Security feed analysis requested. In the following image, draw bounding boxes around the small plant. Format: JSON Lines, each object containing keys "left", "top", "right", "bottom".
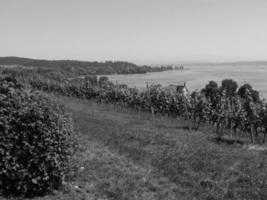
{"left": 0, "top": 77, "right": 77, "bottom": 197}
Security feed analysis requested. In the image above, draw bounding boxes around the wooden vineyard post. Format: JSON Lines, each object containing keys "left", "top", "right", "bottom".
{"left": 183, "top": 97, "right": 189, "bottom": 120}
{"left": 216, "top": 122, "right": 222, "bottom": 139}
{"left": 196, "top": 116, "right": 201, "bottom": 131}
{"left": 229, "top": 99, "right": 233, "bottom": 138}
{"left": 151, "top": 106, "right": 155, "bottom": 121}
{"left": 230, "top": 119, "right": 233, "bottom": 139}
{"left": 250, "top": 124, "right": 255, "bottom": 144}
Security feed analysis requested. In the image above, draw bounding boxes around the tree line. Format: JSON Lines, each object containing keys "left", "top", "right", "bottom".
{"left": 0, "top": 56, "right": 172, "bottom": 77}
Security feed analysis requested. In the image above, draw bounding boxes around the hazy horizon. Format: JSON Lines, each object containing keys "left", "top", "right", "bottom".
{"left": 1, "top": 0, "right": 267, "bottom": 65}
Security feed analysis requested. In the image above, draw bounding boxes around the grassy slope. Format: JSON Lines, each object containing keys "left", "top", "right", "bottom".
{"left": 4, "top": 95, "right": 267, "bottom": 200}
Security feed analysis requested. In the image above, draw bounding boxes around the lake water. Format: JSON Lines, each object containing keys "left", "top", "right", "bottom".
{"left": 106, "top": 64, "right": 267, "bottom": 98}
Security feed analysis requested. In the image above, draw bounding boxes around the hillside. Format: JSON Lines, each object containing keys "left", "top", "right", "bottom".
{"left": 1, "top": 68, "right": 267, "bottom": 199}
{"left": 180, "top": 61, "right": 267, "bottom": 66}
{"left": 5, "top": 94, "right": 265, "bottom": 200}
{"left": 0, "top": 57, "right": 172, "bottom": 76}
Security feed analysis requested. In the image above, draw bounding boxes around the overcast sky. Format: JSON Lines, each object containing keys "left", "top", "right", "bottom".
{"left": 0, "top": 0, "right": 267, "bottom": 64}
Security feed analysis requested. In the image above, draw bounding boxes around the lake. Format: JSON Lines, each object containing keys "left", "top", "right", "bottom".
{"left": 106, "top": 64, "right": 267, "bottom": 98}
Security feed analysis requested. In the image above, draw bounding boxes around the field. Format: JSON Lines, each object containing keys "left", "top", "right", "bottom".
{"left": 5, "top": 94, "right": 266, "bottom": 200}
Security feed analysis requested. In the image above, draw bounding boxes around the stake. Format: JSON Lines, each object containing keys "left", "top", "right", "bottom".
{"left": 151, "top": 106, "right": 155, "bottom": 121}
{"left": 263, "top": 130, "right": 266, "bottom": 144}
{"left": 250, "top": 124, "right": 255, "bottom": 144}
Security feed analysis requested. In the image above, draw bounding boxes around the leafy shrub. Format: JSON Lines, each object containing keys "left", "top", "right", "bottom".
{"left": 0, "top": 77, "right": 77, "bottom": 197}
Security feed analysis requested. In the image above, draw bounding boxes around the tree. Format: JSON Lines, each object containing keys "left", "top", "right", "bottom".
{"left": 99, "top": 76, "right": 109, "bottom": 84}
{"left": 220, "top": 79, "right": 238, "bottom": 97}
{"left": 84, "top": 75, "right": 98, "bottom": 87}
{"left": 238, "top": 83, "right": 260, "bottom": 102}
{"left": 202, "top": 81, "right": 219, "bottom": 97}
{"left": 202, "top": 81, "right": 219, "bottom": 107}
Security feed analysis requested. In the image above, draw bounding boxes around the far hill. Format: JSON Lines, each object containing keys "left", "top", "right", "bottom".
{"left": 0, "top": 56, "right": 172, "bottom": 76}
{"left": 178, "top": 61, "right": 267, "bottom": 66}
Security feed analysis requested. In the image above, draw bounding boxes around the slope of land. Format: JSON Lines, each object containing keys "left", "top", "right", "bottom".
{"left": 3, "top": 95, "right": 267, "bottom": 200}
{"left": 0, "top": 57, "right": 172, "bottom": 76}
{"left": 32, "top": 96, "right": 267, "bottom": 199}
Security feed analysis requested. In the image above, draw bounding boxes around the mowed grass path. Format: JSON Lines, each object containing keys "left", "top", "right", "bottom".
{"left": 12, "top": 95, "right": 267, "bottom": 200}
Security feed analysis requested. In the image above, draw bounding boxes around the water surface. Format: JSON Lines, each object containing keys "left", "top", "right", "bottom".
{"left": 106, "top": 64, "right": 267, "bottom": 98}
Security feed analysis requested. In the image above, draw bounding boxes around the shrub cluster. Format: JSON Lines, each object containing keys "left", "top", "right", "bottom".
{"left": 26, "top": 74, "right": 267, "bottom": 143}
{"left": 0, "top": 77, "right": 77, "bottom": 197}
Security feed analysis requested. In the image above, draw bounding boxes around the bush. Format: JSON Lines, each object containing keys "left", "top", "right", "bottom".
{"left": 0, "top": 77, "right": 77, "bottom": 197}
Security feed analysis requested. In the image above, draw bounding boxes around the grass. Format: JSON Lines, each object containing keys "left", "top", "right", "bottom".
{"left": 2, "top": 95, "right": 267, "bottom": 200}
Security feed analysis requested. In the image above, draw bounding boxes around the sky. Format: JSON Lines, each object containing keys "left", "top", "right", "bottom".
{"left": 0, "top": 0, "right": 267, "bottom": 65}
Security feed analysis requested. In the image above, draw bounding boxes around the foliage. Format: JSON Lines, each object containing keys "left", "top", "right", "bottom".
{"left": 28, "top": 75, "right": 266, "bottom": 144}
{"left": 2, "top": 66, "right": 267, "bottom": 144}
{"left": 84, "top": 75, "right": 98, "bottom": 87}
{"left": 0, "top": 56, "right": 172, "bottom": 76}
{"left": 220, "top": 79, "right": 238, "bottom": 97}
{"left": 201, "top": 81, "right": 219, "bottom": 107}
{"left": 0, "top": 77, "right": 77, "bottom": 197}
{"left": 238, "top": 83, "right": 260, "bottom": 103}
{"left": 51, "top": 96, "right": 267, "bottom": 200}
{"left": 98, "top": 76, "right": 110, "bottom": 87}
